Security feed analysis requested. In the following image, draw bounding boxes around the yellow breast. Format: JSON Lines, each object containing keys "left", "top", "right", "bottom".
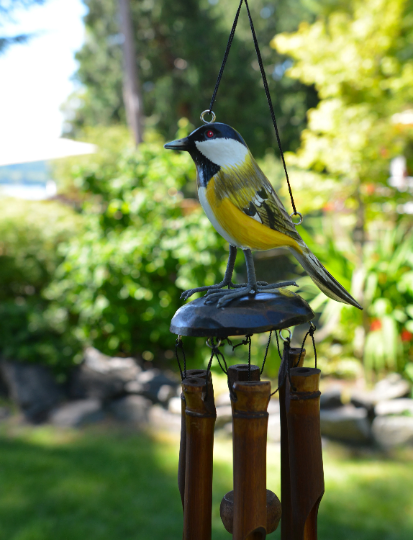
{"left": 205, "top": 178, "right": 301, "bottom": 252}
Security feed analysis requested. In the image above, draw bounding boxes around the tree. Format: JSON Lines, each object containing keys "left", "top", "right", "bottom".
{"left": 63, "top": 0, "right": 319, "bottom": 156}
{"left": 118, "top": 0, "right": 144, "bottom": 145}
{"left": 272, "top": 0, "right": 413, "bottom": 377}
{"left": 0, "top": 0, "right": 46, "bottom": 55}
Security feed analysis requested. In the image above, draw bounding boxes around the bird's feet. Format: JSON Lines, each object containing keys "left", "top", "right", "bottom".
{"left": 180, "top": 280, "right": 232, "bottom": 301}
{"left": 204, "top": 280, "right": 298, "bottom": 308}
{"left": 180, "top": 280, "right": 270, "bottom": 302}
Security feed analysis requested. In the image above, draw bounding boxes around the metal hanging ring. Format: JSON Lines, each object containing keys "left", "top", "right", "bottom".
{"left": 200, "top": 110, "right": 216, "bottom": 124}
{"left": 206, "top": 337, "right": 222, "bottom": 349}
{"left": 279, "top": 328, "right": 292, "bottom": 342}
{"left": 290, "top": 211, "right": 303, "bottom": 225}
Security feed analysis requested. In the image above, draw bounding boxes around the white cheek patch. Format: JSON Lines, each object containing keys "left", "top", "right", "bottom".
{"left": 195, "top": 138, "right": 248, "bottom": 168}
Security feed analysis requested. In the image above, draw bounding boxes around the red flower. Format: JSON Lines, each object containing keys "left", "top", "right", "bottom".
{"left": 370, "top": 319, "right": 382, "bottom": 331}
{"left": 401, "top": 330, "right": 413, "bottom": 342}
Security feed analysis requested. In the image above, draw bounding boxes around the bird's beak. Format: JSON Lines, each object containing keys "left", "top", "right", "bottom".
{"left": 164, "top": 137, "right": 190, "bottom": 151}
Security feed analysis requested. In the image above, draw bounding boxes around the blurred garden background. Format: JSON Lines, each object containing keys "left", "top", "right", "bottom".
{"left": 0, "top": 0, "right": 413, "bottom": 539}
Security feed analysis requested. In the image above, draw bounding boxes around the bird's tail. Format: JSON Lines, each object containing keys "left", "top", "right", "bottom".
{"left": 292, "top": 245, "right": 362, "bottom": 310}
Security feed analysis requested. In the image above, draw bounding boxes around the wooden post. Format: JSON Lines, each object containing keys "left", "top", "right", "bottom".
{"left": 280, "top": 347, "right": 306, "bottom": 540}
{"left": 287, "top": 367, "right": 324, "bottom": 540}
{"left": 182, "top": 376, "right": 216, "bottom": 540}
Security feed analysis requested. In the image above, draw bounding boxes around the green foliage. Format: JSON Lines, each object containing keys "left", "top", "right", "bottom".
{"left": 47, "top": 127, "right": 229, "bottom": 359}
{"left": 271, "top": 0, "right": 413, "bottom": 379}
{"left": 296, "top": 219, "right": 413, "bottom": 376}
{"left": 64, "top": 0, "right": 320, "bottom": 156}
{"left": 0, "top": 199, "right": 83, "bottom": 373}
{"left": 273, "top": 0, "right": 413, "bottom": 206}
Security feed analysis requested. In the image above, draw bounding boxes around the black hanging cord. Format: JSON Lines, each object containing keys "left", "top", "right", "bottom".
{"left": 295, "top": 322, "right": 317, "bottom": 368}
{"left": 243, "top": 0, "right": 297, "bottom": 215}
{"left": 208, "top": 0, "right": 243, "bottom": 114}
{"left": 232, "top": 334, "right": 252, "bottom": 380}
{"left": 175, "top": 336, "right": 187, "bottom": 380}
{"left": 271, "top": 332, "right": 297, "bottom": 396}
{"left": 260, "top": 330, "right": 272, "bottom": 374}
{"left": 274, "top": 329, "right": 282, "bottom": 361}
{"left": 208, "top": 0, "right": 298, "bottom": 215}
{"left": 205, "top": 338, "right": 233, "bottom": 400}
{"left": 247, "top": 335, "right": 252, "bottom": 380}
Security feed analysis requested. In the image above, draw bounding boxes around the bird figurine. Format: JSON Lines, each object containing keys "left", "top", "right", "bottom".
{"left": 164, "top": 122, "right": 362, "bottom": 310}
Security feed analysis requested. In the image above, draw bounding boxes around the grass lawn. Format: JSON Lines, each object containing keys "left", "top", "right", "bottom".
{"left": 0, "top": 424, "right": 412, "bottom": 540}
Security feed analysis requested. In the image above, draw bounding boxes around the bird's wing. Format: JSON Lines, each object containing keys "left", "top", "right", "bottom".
{"left": 214, "top": 155, "right": 302, "bottom": 243}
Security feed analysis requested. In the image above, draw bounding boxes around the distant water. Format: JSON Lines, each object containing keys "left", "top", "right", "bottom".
{"left": 0, "top": 180, "right": 57, "bottom": 201}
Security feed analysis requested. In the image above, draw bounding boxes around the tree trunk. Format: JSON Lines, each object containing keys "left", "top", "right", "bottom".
{"left": 118, "top": 0, "right": 144, "bottom": 145}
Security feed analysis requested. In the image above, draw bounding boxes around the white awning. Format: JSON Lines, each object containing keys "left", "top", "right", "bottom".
{"left": 0, "top": 137, "right": 96, "bottom": 167}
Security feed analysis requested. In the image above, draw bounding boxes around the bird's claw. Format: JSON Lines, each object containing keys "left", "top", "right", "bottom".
{"left": 181, "top": 280, "right": 297, "bottom": 305}
{"left": 229, "top": 280, "right": 268, "bottom": 289}
{"left": 205, "top": 280, "right": 299, "bottom": 307}
{"left": 180, "top": 282, "right": 230, "bottom": 301}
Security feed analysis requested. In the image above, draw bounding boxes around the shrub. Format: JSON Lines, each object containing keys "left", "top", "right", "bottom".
{"left": 46, "top": 130, "right": 229, "bottom": 363}
{"left": 0, "top": 199, "right": 83, "bottom": 375}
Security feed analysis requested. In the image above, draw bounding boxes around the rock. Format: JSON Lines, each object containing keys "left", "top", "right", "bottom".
{"left": 375, "top": 398, "right": 413, "bottom": 417}
{"left": 148, "top": 404, "right": 181, "bottom": 433}
{"left": 68, "top": 347, "right": 141, "bottom": 401}
{"left": 350, "top": 391, "right": 376, "bottom": 413}
{"left": 372, "top": 416, "right": 413, "bottom": 448}
{"left": 374, "top": 373, "right": 410, "bottom": 400}
{"left": 0, "top": 368, "right": 9, "bottom": 398}
{"left": 125, "top": 369, "right": 178, "bottom": 404}
{"left": 320, "top": 405, "right": 371, "bottom": 444}
{"left": 351, "top": 374, "right": 410, "bottom": 411}
{"left": 0, "top": 406, "right": 11, "bottom": 422}
{"left": 0, "top": 360, "right": 62, "bottom": 422}
{"left": 50, "top": 399, "right": 105, "bottom": 428}
{"left": 320, "top": 388, "right": 343, "bottom": 410}
{"left": 109, "top": 395, "right": 151, "bottom": 424}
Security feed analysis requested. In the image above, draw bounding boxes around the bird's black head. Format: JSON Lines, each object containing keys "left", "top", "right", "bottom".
{"left": 166, "top": 121, "right": 250, "bottom": 166}
{"left": 164, "top": 122, "right": 246, "bottom": 154}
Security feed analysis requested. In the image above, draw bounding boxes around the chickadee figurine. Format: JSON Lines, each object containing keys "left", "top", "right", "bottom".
{"left": 165, "top": 122, "right": 362, "bottom": 310}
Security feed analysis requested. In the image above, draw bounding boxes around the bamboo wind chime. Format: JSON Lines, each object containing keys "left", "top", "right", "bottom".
{"left": 171, "top": 297, "right": 325, "bottom": 540}
{"left": 167, "top": 0, "right": 329, "bottom": 537}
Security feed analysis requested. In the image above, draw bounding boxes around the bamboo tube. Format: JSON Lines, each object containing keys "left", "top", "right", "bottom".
{"left": 227, "top": 363, "right": 261, "bottom": 392}
{"left": 280, "top": 347, "right": 306, "bottom": 540}
{"left": 287, "top": 367, "right": 324, "bottom": 540}
{"left": 182, "top": 376, "right": 216, "bottom": 540}
{"left": 221, "top": 365, "right": 281, "bottom": 537}
{"left": 232, "top": 380, "right": 271, "bottom": 540}
{"left": 178, "top": 369, "right": 210, "bottom": 509}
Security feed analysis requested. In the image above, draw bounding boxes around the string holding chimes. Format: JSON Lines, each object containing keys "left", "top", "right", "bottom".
{"left": 207, "top": 0, "right": 301, "bottom": 223}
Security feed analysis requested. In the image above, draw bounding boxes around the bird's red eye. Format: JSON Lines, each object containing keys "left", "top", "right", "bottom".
{"left": 206, "top": 130, "right": 214, "bottom": 138}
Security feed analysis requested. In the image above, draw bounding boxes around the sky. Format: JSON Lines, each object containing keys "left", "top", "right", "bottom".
{"left": 0, "top": 0, "right": 86, "bottom": 148}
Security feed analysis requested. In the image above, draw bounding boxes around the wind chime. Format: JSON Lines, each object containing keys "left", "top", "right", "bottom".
{"left": 164, "top": 1, "right": 362, "bottom": 538}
